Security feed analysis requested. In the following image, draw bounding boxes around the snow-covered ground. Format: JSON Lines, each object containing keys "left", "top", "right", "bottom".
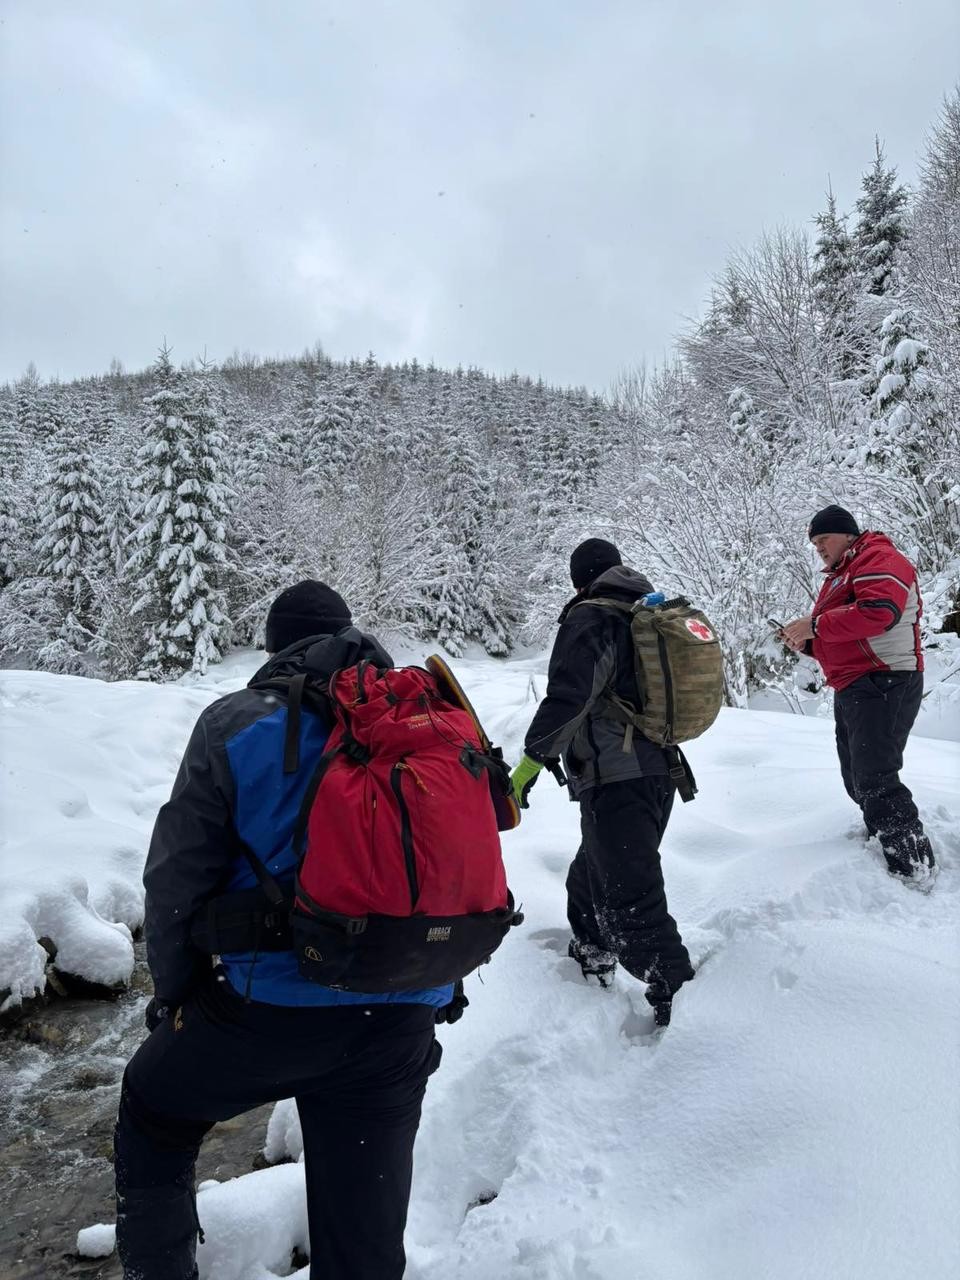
{"left": 4, "top": 648, "right": 960, "bottom": 1279}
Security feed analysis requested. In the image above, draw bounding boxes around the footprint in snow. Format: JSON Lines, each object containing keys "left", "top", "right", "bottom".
{"left": 527, "top": 927, "right": 570, "bottom": 954}
{"left": 773, "top": 966, "right": 800, "bottom": 991}
{"left": 619, "top": 996, "right": 666, "bottom": 1045}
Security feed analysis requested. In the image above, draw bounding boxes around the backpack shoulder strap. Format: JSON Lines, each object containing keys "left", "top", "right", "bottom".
{"left": 570, "top": 595, "right": 639, "bottom": 617}
{"left": 572, "top": 597, "right": 649, "bottom": 747}
{"left": 283, "top": 673, "right": 308, "bottom": 774}
{"left": 237, "top": 840, "right": 289, "bottom": 907}
{"left": 247, "top": 670, "right": 332, "bottom": 776}
{"left": 292, "top": 746, "right": 342, "bottom": 857}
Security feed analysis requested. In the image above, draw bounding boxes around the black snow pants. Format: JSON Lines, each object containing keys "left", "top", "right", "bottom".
{"left": 566, "top": 776, "right": 693, "bottom": 998}
{"left": 114, "top": 975, "right": 441, "bottom": 1280}
{"left": 834, "top": 670, "right": 935, "bottom": 875}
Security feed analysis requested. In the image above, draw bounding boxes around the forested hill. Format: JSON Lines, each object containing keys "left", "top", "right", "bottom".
{"left": 0, "top": 89, "right": 958, "bottom": 701}
{"left": 0, "top": 352, "right": 621, "bottom": 675}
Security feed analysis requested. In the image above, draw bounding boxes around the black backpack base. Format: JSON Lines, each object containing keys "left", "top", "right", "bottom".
{"left": 292, "top": 888, "right": 523, "bottom": 992}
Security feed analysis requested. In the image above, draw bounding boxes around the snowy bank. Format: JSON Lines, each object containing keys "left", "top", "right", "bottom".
{"left": 0, "top": 670, "right": 224, "bottom": 1010}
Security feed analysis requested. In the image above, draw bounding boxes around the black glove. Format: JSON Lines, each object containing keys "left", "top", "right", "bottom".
{"left": 435, "top": 980, "right": 469, "bottom": 1025}
{"left": 144, "top": 997, "right": 172, "bottom": 1032}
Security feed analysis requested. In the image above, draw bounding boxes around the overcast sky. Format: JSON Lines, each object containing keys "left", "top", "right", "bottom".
{"left": 1, "top": 1, "right": 957, "bottom": 393}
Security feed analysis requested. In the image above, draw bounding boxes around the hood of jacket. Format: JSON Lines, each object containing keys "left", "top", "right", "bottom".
{"left": 249, "top": 625, "right": 394, "bottom": 688}
{"left": 586, "top": 565, "right": 655, "bottom": 599}
{"left": 558, "top": 564, "right": 655, "bottom": 622}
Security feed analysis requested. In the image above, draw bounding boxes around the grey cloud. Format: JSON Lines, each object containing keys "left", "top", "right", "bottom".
{"left": 1, "top": 0, "right": 957, "bottom": 388}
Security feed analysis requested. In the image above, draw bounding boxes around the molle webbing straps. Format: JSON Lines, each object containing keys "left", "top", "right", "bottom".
{"left": 577, "top": 595, "right": 723, "bottom": 747}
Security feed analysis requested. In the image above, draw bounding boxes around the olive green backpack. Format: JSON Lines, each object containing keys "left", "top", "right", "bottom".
{"left": 576, "top": 595, "right": 724, "bottom": 798}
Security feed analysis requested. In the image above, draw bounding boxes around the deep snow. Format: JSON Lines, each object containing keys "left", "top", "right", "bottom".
{"left": 3, "top": 648, "right": 959, "bottom": 1279}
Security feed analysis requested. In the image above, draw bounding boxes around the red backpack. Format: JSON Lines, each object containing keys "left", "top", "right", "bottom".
{"left": 283, "top": 660, "right": 522, "bottom": 990}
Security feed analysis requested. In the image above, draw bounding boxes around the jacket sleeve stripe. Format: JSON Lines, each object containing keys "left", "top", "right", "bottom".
{"left": 859, "top": 599, "right": 902, "bottom": 630}
{"left": 852, "top": 572, "right": 910, "bottom": 591}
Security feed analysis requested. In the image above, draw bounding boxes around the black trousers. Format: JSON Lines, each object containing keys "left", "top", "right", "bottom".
{"left": 115, "top": 976, "right": 441, "bottom": 1280}
{"left": 834, "top": 671, "right": 935, "bottom": 873}
{"left": 566, "top": 777, "right": 693, "bottom": 993}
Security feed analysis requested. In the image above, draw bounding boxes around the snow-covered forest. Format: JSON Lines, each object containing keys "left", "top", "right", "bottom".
{"left": 1, "top": 91, "right": 958, "bottom": 700}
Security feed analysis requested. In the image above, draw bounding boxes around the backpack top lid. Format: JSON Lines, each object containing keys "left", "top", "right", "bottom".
{"left": 328, "top": 661, "right": 487, "bottom": 759}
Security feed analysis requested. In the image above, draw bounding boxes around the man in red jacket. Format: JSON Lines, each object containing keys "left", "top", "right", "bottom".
{"left": 783, "top": 505, "right": 936, "bottom": 883}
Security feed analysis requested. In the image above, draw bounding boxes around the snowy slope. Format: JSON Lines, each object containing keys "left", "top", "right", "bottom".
{"left": 4, "top": 655, "right": 958, "bottom": 1279}
{"left": 0, "top": 672, "right": 218, "bottom": 1008}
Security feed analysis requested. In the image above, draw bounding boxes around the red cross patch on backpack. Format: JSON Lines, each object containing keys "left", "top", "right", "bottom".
{"left": 288, "top": 660, "right": 522, "bottom": 990}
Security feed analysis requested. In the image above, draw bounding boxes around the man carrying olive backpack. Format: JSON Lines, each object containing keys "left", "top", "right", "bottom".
{"left": 510, "top": 539, "right": 723, "bottom": 1026}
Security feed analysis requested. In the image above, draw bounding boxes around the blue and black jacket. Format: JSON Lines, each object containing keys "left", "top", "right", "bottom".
{"left": 142, "top": 627, "right": 453, "bottom": 1009}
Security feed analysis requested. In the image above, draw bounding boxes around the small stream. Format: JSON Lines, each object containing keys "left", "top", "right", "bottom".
{"left": 0, "top": 947, "right": 274, "bottom": 1280}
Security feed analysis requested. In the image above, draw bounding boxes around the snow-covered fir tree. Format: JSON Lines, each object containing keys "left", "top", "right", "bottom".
{"left": 728, "top": 386, "right": 760, "bottom": 448}
{"left": 0, "top": 400, "right": 22, "bottom": 587}
{"left": 812, "top": 186, "right": 859, "bottom": 377}
{"left": 309, "top": 379, "right": 360, "bottom": 495}
{"left": 14, "top": 363, "right": 41, "bottom": 444}
{"left": 35, "top": 393, "right": 103, "bottom": 634}
{"left": 129, "top": 350, "right": 230, "bottom": 679}
{"left": 870, "top": 308, "right": 937, "bottom": 467}
{"left": 855, "top": 140, "right": 910, "bottom": 297}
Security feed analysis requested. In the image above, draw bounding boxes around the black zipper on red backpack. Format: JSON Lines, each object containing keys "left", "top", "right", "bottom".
{"left": 657, "top": 630, "right": 674, "bottom": 741}
{"left": 390, "top": 763, "right": 420, "bottom": 909}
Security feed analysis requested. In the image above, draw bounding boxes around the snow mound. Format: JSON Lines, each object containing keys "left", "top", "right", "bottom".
{"left": 0, "top": 669, "right": 227, "bottom": 1008}
{"left": 76, "top": 1222, "right": 116, "bottom": 1258}
{"left": 195, "top": 1166, "right": 309, "bottom": 1280}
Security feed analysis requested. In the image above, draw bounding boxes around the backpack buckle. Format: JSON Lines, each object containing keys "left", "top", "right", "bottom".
{"left": 341, "top": 735, "right": 371, "bottom": 765}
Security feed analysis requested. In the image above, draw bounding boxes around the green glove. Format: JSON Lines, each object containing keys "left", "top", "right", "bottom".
{"left": 510, "top": 754, "right": 544, "bottom": 809}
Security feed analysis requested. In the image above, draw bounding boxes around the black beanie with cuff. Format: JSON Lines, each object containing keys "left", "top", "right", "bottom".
{"left": 569, "top": 538, "right": 623, "bottom": 590}
{"left": 264, "top": 580, "right": 352, "bottom": 653}
{"left": 808, "top": 505, "right": 860, "bottom": 540}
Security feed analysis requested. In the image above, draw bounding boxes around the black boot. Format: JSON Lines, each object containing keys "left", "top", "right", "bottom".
{"left": 115, "top": 1185, "right": 201, "bottom": 1280}
{"left": 568, "top": 938, "right": 618, "bottom": 988}
{"left": 644, "top": 961, "right": 695, "bottom": 1028}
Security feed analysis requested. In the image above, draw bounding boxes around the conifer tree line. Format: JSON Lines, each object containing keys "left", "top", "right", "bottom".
{"left": 1, "top": 88, "right": 958, "bottom": 700}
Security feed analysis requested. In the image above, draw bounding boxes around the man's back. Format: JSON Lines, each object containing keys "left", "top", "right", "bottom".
{"left": 524, "top": 564, "right": 669, "bottom": 793}
{"left": 143, "top": 626, "right": 451, "bottom": 1009}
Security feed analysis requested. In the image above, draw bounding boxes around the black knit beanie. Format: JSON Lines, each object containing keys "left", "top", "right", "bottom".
{"left": 570, "top": 538, "right": 623, "bottom": 590}
{"left": 808, "top": 505, "right": 860, "bottom": 540}
{"left": 264, "top": 580, "right": 352, "bottom": 652}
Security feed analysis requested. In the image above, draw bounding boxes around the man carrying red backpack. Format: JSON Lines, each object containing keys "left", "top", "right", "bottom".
{"left": 114, "top": 581, "right": 513, "bottom": 1280}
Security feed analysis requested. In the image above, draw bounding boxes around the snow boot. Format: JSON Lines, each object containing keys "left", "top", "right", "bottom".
{"left": 568, "top": 938, "right": 617, "bottom": 988}
{"left": 884, "top": 832, "right": 936, "bottom": 890}
{"left": 887, "top": 857, "right": 938, "bottom": 893}
{"left": 643, "top": 961, "right": 695, "bottom": 1028}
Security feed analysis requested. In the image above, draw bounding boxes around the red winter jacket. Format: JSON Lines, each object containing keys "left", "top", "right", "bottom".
{"left": 810, "top": 531, "right": 923, "bottom": 691}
